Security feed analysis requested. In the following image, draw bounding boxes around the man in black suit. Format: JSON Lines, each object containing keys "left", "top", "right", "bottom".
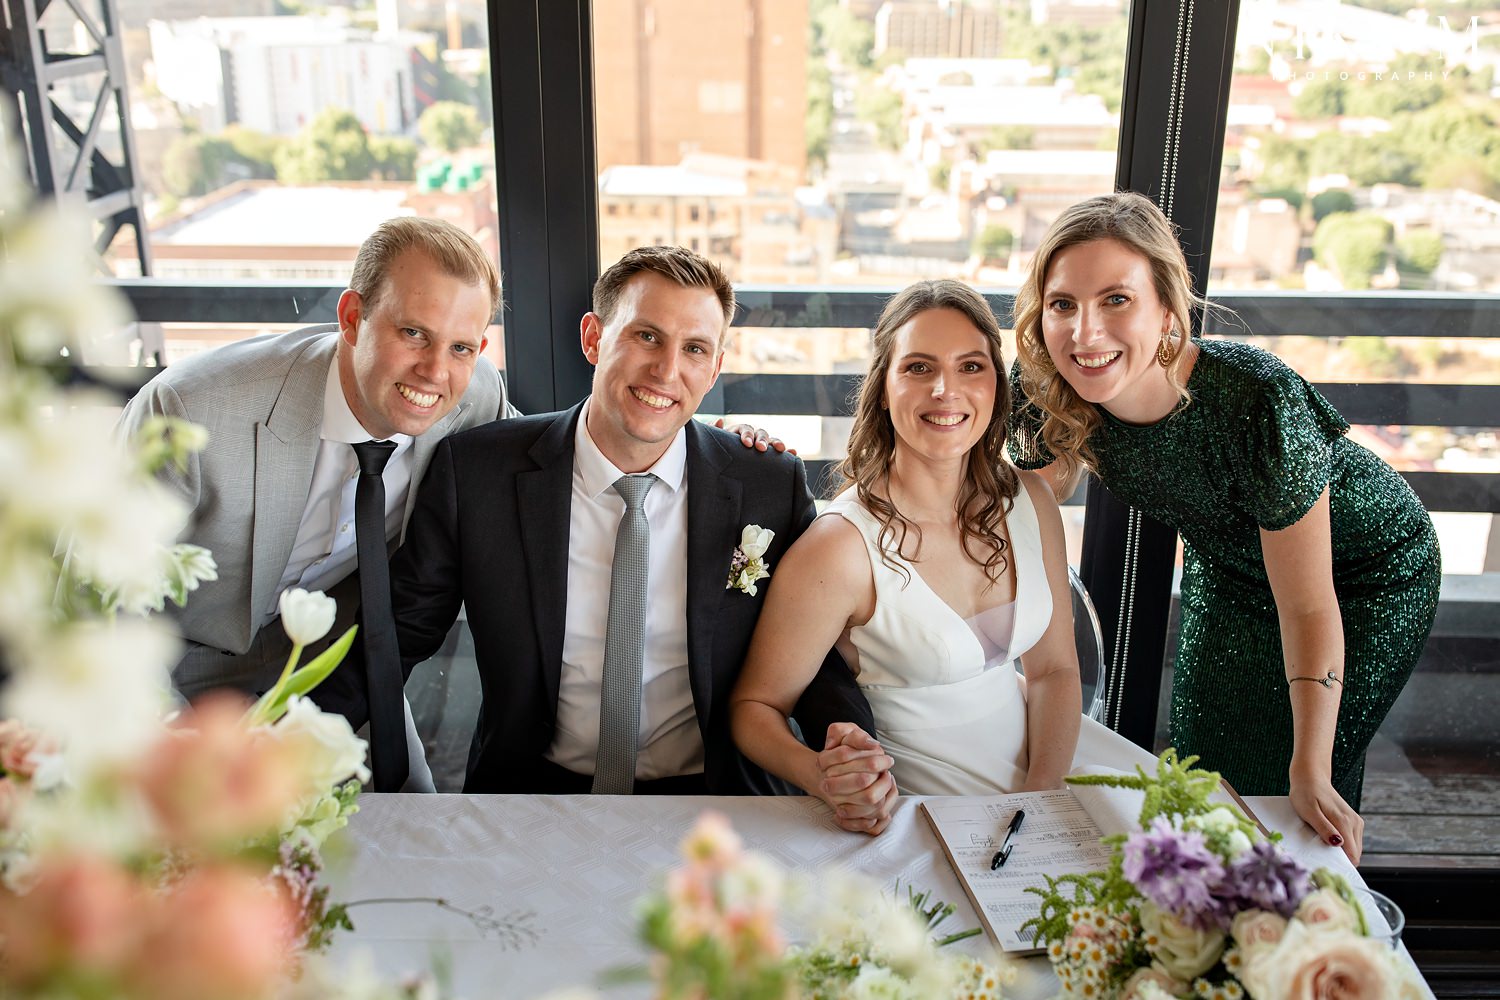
{"left": 321, "top": 246, "right": 880, "bottom": 799}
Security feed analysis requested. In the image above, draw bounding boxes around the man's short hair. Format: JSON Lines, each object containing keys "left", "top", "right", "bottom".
{"left": 592, "top": 246, "right": 736, "bottom": 333}
{"left": 350, "top": 217, "right": 502, "bottom": 318}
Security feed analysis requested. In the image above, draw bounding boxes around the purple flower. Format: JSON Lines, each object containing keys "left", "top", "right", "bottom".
{"left": 1217, "top": 840, "right": 1312, "bottom": 920}
{"left": 1122, "top": 816, "right": 1226, "bottom": 925}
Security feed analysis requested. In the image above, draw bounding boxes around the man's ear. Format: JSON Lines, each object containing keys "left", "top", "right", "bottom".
{"left": 580, "top": 312, "right": 604, "bottom": 365}
{"left": 336, "top": 289, "right": 363, "bottom": 346}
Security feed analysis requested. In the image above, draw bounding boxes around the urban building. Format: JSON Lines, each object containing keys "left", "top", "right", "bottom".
{"left": 873, "top": 1, "right": 1006, "bottom": 60}
{"left": 147, "top": 15, "right": 432, "bottom": 136}
{"left": 598, "top": 154, "right": 836, "bottom": 284}
{"left": 591, "top": 0, "right": 807, "bottom": 175}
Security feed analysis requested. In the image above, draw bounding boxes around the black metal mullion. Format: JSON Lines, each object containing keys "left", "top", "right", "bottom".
{"left": 490, "top": 0, "right": 599, "bottom": 414}
{"left": 1082, "top": 0, "right": 1242, "bottom": 748}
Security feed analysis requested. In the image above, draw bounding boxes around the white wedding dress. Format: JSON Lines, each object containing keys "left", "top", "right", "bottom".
{"left": 824, "top": 485, "right": 1154, "bottom": 795}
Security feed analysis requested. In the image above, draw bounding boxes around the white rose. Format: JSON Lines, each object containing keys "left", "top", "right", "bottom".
{"left": 1121, "top": 965, "right": 1189, "bottom": 1000}
{"left": 739, "top": 524, "right": 774, "bottom": 559}
{"left": 1295, "top": 888, "right": 1360, "bottom": 934}
{"left": 1139, "top": 902, "right": 1226, "bottom": 982}
{"left": 274, "top": 695, "right": 371, "bottom": 791}
{"left": 278, "top": 588, "right": 337, "bottom": 647}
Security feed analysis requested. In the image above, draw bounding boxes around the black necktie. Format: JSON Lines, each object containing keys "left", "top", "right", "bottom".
{"left": 351, "top": 439, "right": 407, "bottom": 792}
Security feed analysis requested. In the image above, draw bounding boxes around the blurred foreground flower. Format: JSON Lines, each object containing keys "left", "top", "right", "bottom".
{"left": 634, "top": 812, "right": 1010, "bottom": 1000}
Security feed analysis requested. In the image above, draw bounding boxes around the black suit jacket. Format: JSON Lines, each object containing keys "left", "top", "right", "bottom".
{"left": 319, "top": 402, "right": 872, "bottom": 793}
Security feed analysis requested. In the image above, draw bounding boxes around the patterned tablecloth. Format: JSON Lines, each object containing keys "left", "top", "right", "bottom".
{"left": 324, "top": 792, "right": 1401, "bottom": 1000}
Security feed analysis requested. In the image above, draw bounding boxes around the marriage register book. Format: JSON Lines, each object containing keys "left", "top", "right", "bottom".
{"left": 919, "top": 777, "right": 1267, "bottom": 954}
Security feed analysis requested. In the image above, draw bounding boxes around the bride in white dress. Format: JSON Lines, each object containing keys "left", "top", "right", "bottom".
{"left": 731, "top": 279, "right": 1084, "bottom": 834}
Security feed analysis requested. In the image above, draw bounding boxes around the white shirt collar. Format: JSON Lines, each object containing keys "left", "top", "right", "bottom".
{"left": 572, "top": 398, "right": 687, "bottom": 499}
{"left": 322, "top": 356, "right": 413, "bottom": 449}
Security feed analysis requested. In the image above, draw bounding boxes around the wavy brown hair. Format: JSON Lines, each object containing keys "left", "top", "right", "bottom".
{"left": 1012, "top": 192, "right": 1198, "bottom": 484}
{"left": 836, "top": 279, "right": 1020, "bottom": 587}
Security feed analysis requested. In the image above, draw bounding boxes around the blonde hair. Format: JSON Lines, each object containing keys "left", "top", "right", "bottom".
{"left": 1013, "top": 192, "right": 1198, "bottom": 482}
{"left": 837, "top": 279, "right": 1020, "bottom": 587}
{"left": 350, "top": 216, "right": 501, "bottom": 317}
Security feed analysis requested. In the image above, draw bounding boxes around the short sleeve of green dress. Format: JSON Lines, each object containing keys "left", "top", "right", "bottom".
{"left": 1044, "top": 340, "right": 1440, "bottom": 806}
{"left": 1006, "top": 359, "right": 1055, "bottom": 470}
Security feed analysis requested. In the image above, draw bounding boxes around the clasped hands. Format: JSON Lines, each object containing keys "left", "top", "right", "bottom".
{"left": 813, "top": 722, "right": 898, "bottom": 836}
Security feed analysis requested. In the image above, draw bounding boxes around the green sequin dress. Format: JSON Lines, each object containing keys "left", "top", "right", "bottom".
{"left": 1009, "top": 340, "right": 1440, "bottom": 807}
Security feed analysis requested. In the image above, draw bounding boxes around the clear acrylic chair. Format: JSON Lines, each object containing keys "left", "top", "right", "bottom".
{"left": 1069, "top": 565, "right": 1110, "bottom": 724}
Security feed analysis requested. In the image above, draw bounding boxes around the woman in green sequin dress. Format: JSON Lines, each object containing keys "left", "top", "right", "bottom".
{"left": 1007, "top": 193, "right": 1440, "bottom": 863}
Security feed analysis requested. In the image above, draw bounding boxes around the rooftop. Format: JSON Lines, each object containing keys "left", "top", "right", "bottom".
{"left": 153, "top": 184, "right": 413, "bottom": 246}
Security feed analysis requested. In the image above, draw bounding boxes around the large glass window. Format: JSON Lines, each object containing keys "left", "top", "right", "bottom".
{"left": 590, "top": 0, "right": 1127, "bottom": 553}
{"left": 1206, "top": 0, "right": 1500, "bottom": 866}
{"left": 56, "top": 0, "right": 505, "bottom": 367}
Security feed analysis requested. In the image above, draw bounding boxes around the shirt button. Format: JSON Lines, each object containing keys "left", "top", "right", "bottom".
{"left": 339, "top": 523, "right": 351, "bottom": 534}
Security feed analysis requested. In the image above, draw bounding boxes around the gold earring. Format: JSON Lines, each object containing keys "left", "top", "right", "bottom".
{"left": 1156, "top": 333, "right": 1177, "bottom": 368}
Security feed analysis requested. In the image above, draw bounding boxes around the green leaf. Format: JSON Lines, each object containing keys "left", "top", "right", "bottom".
{"left": 250, "top": 625, "right": 358, "bottom": 724}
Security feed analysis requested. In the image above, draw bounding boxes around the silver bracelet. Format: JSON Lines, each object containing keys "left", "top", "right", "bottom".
{"left": 1289, "top": 670, "right": 1342, "bottom": 689}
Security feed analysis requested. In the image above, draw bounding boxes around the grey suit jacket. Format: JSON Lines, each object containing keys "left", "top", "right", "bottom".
{"left": 117, "top": 324, "right": 511, "bottom": 698}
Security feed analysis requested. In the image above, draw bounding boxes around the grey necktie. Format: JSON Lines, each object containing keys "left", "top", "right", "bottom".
{"left": 592, "top": 473, "right": 657, "bottom": 794}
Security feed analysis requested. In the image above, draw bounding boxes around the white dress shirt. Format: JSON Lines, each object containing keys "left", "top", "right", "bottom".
{"left": 547, "top": 400, "right": 704, "bottom": 780}
{"left": 272, "top": 360, "right": 414, "bottom": 610}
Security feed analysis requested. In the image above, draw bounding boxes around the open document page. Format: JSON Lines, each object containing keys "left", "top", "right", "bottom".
{"left": 918, "top": 788, "right": 1117, "bottom": 954}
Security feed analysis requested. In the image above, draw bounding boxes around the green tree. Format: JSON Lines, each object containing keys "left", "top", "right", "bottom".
{"left": 1293, "top": 78, "right": 1346, "bottom": 119}
{"left": 1397, "top": 230, "right": 1444, "bottom": 277}
{"left": 417, "top": 101, "right": 483, "bottom": 153}
{"left": 274, "top": 109, "right": 376, "bottom": 183}
{"left": 815, "top": 4, "right": 873, "bottom": 69}
{"left": 855, "top": 83, "right": 903, "bottom": 151}
{"left": 222, "top": 126, "right": 282, "bottom": 172}
{"left": 972, "top": 224, "right": 1014, "bottom": 265}
{"left": 1253, "top": 186, "right": 1304, "bottom": 211}
{"left": 806, "top": 55, "right": 833, "bottom": 168}
{"left": 1255, "top": 134, "right": 1310, "bottom": 193}
{"left": 160, "top": 134, "right": 231, "bottom": 197}
{"left": 1310, "top": 189, "right": 1354, "bottom": 222}
{"left": 1401, "top": 104, "right": 1500, "bottom": 193}
{"left": 975, "top": 125, "right": 1034, "bottom": 154}
{"left": 1312, "top": 212, "right": 1392, "bottom": 290}
{"left": 1345, "top": 54, "right": 1447, "bottom": 117}
{"left": 1344, "top": 337, "right": 1409, "bottom": 378}
{"left": 370, "top": 136, "right": 418, "bottom": 180}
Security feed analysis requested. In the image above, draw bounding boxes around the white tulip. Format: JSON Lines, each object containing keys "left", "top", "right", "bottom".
{"left": 739, "top": 524, "right": 775, "bottom": 559}
{"left": 278, "top": 588, "right": 337, "bottom": 646}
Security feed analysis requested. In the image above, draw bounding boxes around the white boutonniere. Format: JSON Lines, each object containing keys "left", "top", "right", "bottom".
{"left": 726, "top": 524, "right": 775, "bottom": 596}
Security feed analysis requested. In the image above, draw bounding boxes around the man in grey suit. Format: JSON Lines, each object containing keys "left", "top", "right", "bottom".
{"left": 118, "top": 217, "right": 513, "bottom": 791}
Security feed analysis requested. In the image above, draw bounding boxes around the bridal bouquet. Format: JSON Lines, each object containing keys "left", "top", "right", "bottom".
{"left": 1022, "top": 752, "right": 1421, "bottom": 1000}
{"left": 634, "top": 812, "right": 1010, "bottom": 1000}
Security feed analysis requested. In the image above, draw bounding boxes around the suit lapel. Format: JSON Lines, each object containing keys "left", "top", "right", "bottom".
{"left": 685, "top": 423, "right": 742, "bottom": 720}
{"left": 249, "top": 336, "right": 332, "bottom": 631}
{"left": 517, "top": 404, "right": 584, "bottom": 712}
{"left": 402, "top": 397, "right": 470, "bottom": 534}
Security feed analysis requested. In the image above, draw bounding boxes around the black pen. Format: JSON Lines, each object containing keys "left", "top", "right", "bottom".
{"left": 990, "top": 809, "right": 1026, "bottom": 869}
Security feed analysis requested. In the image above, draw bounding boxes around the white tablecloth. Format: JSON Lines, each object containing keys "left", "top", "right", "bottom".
{"left": 323, "top": 791, "right": 1422, "bottom": 1000}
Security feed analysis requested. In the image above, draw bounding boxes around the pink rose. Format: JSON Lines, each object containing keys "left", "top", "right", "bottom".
{"left": 0, "top": 719, "right": 47, "bottom": 779}
{"left": 129, "top": 864, "right": 297, "bottom": 1000}
{"left": 136, "top": 694, "right": 307, "bottom": 848}
{"left": 0, "top": 853, "right": 144, "bottom": 987}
